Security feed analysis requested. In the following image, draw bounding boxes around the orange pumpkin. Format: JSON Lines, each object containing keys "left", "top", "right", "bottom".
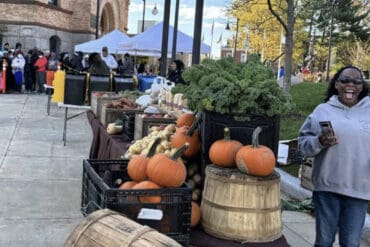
{"left": 209, "top": 127, "right": 242, "bottom": 167}
{"left": 176, "top": 113, "right": 196, "bottom": 127}
{"left": 236, "top": 127, "right": 276, "bottom": 177}
{"left": 132, "top": 180, "right": 161, "bottom": 203}
{"left": 171, "top": 114, "right": 201, "bottom": 159}
{"left": 147, "top": 143, "right": 189, "bottom": 187}
{"left": 127, "top": 138, "right": 161, "bottom": 182}
{"left": 119, "top": 181, "right": 137, "bottom": 189}
{"left": 191, "top": 202, "right": 201, "bottom": 227}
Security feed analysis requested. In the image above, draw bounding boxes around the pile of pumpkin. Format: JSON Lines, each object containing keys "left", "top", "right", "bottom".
{"left": 118, "top": 112, "right": 203, "bottom": 228}
{"left": 209, "top": 126, "right": 276, "bottom": 177}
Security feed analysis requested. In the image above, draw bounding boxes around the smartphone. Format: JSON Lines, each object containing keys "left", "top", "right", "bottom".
{"left": 319, "top": 121, "right": 337, "bottom": 144}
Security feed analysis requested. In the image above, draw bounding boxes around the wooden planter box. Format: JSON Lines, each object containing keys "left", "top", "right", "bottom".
{"left": 100, "top": 105, "right": 143, "bottom": 127}
{"left": 300, "top": 158, "right": 313, "bottom": 191}
{"left": 134, "top": 114, "right": 176, "bottom": 140}
{"left": 90, "top": 92, "right": 121, "bottom": 118}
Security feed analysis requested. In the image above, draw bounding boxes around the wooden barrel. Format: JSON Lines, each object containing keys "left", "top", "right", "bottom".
{"left": 64, "top": 209, "right": 181, "bottom": 247}
{"left": 201, "top": 165, "right": 282, "bottom": 243}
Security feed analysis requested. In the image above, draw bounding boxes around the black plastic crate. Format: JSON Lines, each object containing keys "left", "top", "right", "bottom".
{"left": 64, "top": 73, "right": 86, "bottom": 105}
{"left": 88, "top": 75, "right": 111, "bottom": 104}
{"left": 81, "top": 159, "right": 191, "bottom": 246}
{"left": 123, "top": 111, "right": 137, "bottom": 140}
{"left": 114, "top": 76, "right": 134, "bottom": 93}
{"left": 200, "top": 111, "right": 280, "bottom": 164}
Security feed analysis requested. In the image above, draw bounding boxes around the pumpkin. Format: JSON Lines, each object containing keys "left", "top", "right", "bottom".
{"left": 119, "top": 181, "right": 137, "bottom": 189}
{"left": 209, "top": 127, "right": 243, "bottom": 167}
{"left": 171, "top": 114, "right": 201, "bottom": 159}
{"left": 191, "top": 202, "right": 201, "bottom": 227}
{"left": 236, "top": 127, "right": 276, "bottom": 177}
{"left": 176, "top": 113, "right": 196, "bottom": 127}
{"left": 127, "top": 138, "right": 161, "bottom": 182}
{"left": 147, "top": 143, "right": 189, "bottom": 187}
{"left": 132, "top": 180, "right": 162, "bottom": 203}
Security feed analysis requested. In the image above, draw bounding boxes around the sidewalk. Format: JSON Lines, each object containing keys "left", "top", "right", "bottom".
{"left": 0, "top": 94, "right": 369, "bottom": 247}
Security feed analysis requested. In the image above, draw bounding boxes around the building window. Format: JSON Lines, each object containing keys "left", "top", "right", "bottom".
{"left": 226, "top": 52, "right": 232, "bottom": 57}
{"left": 48, "top": 0, "right": 58, "bottom": 6}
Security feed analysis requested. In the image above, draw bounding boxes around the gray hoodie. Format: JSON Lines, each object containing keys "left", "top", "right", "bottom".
{"left": 298, "top": 95, "right": 370, "bottom": 200}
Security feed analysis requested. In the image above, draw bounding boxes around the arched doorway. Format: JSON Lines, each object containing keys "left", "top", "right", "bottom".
{"left": 49, "top": 35, "right": 61, "bottom": 55}
{"left": 100, "top": 3, "right": 115, "bottom": 35}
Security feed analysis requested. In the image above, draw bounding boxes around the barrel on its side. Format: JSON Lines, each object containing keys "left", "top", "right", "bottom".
{"left": 201, "top": 165, "right": 282, "bottom": 243}
{"left": 64, "top": 209, "right": 181, "bottom": 247}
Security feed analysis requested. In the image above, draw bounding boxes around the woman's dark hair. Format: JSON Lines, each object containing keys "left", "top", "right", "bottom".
{"left": 325, "top": 65, "right": 368, "bottom": 102}
{"left": 173, "top": 59, "right": 184, "bottom": 71}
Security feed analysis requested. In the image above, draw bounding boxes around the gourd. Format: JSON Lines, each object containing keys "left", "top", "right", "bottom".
{"left": 132, "top": 180, "right": 161, "bottom": 203}
{"left": 236, "top": 127, "right": 276, "bottom": 177}
{"left": 191, "top": 202, "right": 201, "bottom": 227}
{"left": 127, "top": 138, "right": 161, "bottom": 182}
{"left": 146, "top": 143, "right": 189, "bottom": 187}
{"left": 171, "top": 114, "right": 201, "bottom": 159}
{"left": 209, "top": 127, "right": 242, "bottom": 167}
{"left": 176, "top": 113, "right": 196, "bottom": 127}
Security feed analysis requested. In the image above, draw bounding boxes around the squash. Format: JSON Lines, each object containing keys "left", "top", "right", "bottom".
{"left": 236, "top": 127, "right": 276, "bottom": 177}
{"left": 119, "top": 181, "right": 137, "bottom": 189}
{"left": 209, "top": 127, "right": 242, "bottom": 167}
{"left": 176, "top": 113, "right": 196, "bottom": 127}
{"left": 127, "top": 138, "right": 161, "bottom": 182}
{"left": 146, "top": 143, "right": 189, "bottom": 187}
{"left": 191, "top": 202, "right": 201, "bottom": 227}
{"left": 171, "top": 114, "right": 201, "bottom": 159}
{"left": 132, "top": 180, "right": 161, "bottom": 203}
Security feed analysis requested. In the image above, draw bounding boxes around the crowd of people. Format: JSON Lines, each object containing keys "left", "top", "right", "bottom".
{"left": 0, "top": 42, "right": 187, "bottom": 94}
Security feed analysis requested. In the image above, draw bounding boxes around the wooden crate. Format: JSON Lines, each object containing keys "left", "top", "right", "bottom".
{"left": 90, "top": 92, "right": 121, "bottom": 118}
{"left": 300, "top": 161, "right": 313, "bottom": 191}
{"left": 134, "top": 114, "right": 176, "bottom": 140}
{"left": 100, "top": 106, "right": 143, "bottom": 127}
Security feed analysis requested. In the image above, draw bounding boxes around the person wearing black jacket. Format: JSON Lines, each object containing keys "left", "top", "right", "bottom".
{"left": 167, "top": 59, "right": 186, "bottom": 85}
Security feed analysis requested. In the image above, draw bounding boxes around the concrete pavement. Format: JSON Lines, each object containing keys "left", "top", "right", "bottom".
{"left": 0, "top": 94, "right": 369, "bottom": 247}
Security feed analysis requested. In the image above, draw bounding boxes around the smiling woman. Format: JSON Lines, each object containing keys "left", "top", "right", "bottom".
{"left": 298, "top": 65, "right": 370, "bottom": 246}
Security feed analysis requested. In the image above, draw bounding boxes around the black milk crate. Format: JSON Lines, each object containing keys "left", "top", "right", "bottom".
{"left": 122, "top": 111, "right": 139, "bottom": 140}
{"left": 81, "top": 159, "right": 191, "bottom": 246}
{"left": 64, "top": 73, "right": 86, "bottom": 105}
{"left": 114, "top": 76, "right": 134, "bottom": 93}
{"left": 200, "top": 111, "right": 280, "bottom": 164}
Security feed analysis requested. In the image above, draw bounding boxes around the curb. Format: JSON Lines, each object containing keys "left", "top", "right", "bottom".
{"left": 276, "top": 168, "right": 370, "bottom": 243}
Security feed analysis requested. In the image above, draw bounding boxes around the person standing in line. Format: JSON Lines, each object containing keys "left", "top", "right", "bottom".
{"left": 298, "top": 65, "right": 369, "bottom": 247}
{"left": 24, "top": 50, "right": 34, "bottom": 93}
{"left": 11, "top": 52, "right": 25, "bottom": 93}
{"left": 34, "top": 51, "right": 48, "bottom": 94}
{"left": 100, "top": 46, "right": 117, "bottom": 71}
{"left": 30, "top": 48, "right": 39, "bottom": 92}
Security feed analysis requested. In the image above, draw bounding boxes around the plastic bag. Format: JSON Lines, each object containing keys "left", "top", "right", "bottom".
{"left": 135, "top": 95, "right": 152, "bottom": 107}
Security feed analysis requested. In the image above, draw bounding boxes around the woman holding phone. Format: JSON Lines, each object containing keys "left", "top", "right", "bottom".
{"left": 298, "top": 65, "right": 370, "bottom": 247}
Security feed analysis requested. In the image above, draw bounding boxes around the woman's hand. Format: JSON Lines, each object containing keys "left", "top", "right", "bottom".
{"left": 319, "top": 128, "right": 338, "bottom": 148}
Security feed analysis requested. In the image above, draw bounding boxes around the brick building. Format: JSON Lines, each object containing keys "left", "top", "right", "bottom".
{"left": 0, "top": 0, "right": 129, "bottom": 55}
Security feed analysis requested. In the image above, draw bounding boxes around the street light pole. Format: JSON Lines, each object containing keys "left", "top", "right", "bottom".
{"left": 141, "top": 0, "right": 146, "bottom": 33}
{"left": 326, "top": 0, "right": 337, "bottom": 82}
{"left": 95, "top": 0, "right": 100, "bottom": 39}
{"left": 233, "top": 18, "right": 239, "bottom": 61}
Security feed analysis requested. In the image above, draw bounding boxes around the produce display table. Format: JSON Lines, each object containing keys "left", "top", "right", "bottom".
{"left": 44, "top": 84, "right": 54, "bottom": 115}
{"left": 58, "top": 103, "right": 91, "bottom": 146}
{"left": 87, "top": 110, "right": 131, "bottom": 159}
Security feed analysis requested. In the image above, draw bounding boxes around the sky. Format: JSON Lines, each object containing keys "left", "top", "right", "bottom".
{"left": 127, "top": 0, "right": 235, "bottom": 58}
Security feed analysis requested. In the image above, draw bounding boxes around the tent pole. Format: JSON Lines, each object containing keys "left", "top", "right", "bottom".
{"left": 160, "top": 0, "right": 171, "bottom": 77}
{"left": 171, "top": 0, "right": 180, "bottom": 61}
{"left": 192, "top": 0, "right": 204, "bottom": 65}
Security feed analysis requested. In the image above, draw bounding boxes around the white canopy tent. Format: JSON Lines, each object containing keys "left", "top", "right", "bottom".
{"left": 119, "top": 22, "right": 211, "bottom": 57}
{"left": 74, "top": 29, "right": 131, "bottom": 54}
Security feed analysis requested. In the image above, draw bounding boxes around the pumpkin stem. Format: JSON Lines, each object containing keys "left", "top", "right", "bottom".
{"left": 224, "top": 127, "right": 231, "bottom": 141}
{"left": 147, "top": 138, "right": 162, "bottom": 157}
{"left": 187, "top": 112, "right": 202, "bottom": 136}
{"left": 252, "top": 127, "right": 262, "bottom": 148}
{"left": 171, "top": 142, "right": 189, "bottom": 160}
